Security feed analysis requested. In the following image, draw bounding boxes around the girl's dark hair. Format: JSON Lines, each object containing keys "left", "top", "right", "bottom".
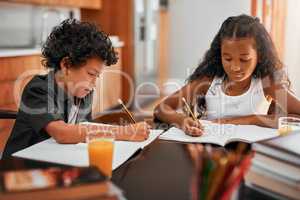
{"left": 188, "top": 14, "right": 284, "bottom": 82}
{"left": 42, "top": 19, "right": 118, "bottom": 71}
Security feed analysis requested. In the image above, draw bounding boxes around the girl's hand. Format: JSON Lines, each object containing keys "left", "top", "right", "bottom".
{"left": 180, "top": 117, "right": 204, "bottom": 137}
{"left": 118, "top": 122, "right": 151, "bottom": 141}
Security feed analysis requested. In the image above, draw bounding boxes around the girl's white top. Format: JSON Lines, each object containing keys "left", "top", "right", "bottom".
{"left": 205, "top": 76, "right": 271, "bottom": 120}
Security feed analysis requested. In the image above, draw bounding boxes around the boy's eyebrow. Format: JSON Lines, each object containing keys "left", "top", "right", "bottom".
{"left": 240, "top": 53, "right": 250, "bottom": 56}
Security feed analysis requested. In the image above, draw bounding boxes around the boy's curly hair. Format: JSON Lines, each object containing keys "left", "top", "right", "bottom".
{"left": 42, "top": 19, "right": 118, "bottom": 70}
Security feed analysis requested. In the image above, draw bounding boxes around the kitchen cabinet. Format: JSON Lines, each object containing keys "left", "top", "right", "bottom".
{"left": 81, "top": 0, "right": 134, "bottom": 104}
{"left": 0, "top": 54, "right": 47, "bottom": 111}
{"left": 4, "top": 0, "right": 102, "bottom": 9}
{"left": 92, "top": 47, "right": 122, "bottom": 117}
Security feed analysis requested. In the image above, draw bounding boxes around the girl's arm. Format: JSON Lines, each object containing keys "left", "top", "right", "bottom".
{"left": 260, "top": 77, "right": 300, "bottom": 127}
{"left": 45, "top": 121, "right": 150, "bottom": 144}
{"left": 212, "top": 112, "right": 300, "bottom": 128}
{"left": 212, "top": 114, "right": 280, "bottom": 128}
{"left": 154, "top": 76, "right": 212, "bottom": 136}
{"left": 213, "top": 76, "right": 300, "bottom": 128}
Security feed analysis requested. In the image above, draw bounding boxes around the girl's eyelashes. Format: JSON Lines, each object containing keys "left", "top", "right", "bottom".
{"left": 223, "top": 58, "right": 251, "bottom": 62}
{"left": 240, "top": 58, "right": 251, "bottom": 62}
{"left": 224, "top": 58, "right": 232, "bottom": 62}
{"left": 223, "top": 56, "right": 232, "bottom": 61}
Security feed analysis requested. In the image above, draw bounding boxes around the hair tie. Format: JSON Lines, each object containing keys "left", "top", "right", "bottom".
{"left": 254, "top": 17, "right": 260, "bottom": 23}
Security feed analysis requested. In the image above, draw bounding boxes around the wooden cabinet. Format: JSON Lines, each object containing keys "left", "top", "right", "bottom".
{"left": 5, "top": 0, "right": 102, "bottom": 9}
{"left": 251, "top": 0, "right": 286, "bottom": 60}
{"left": 0, "top": 55, "right": 47, "bottom": 111}
{"left": 158, "top": 9, "right": 170, "bottom": 89}
{"left": 92, "top": 66, "right": 122, "bottom": 117}
{"left": 81, "top": 0, "right": 134, "bottom": 104}
{"left": 92, "top": 48, "right": 122, "bottom": 117}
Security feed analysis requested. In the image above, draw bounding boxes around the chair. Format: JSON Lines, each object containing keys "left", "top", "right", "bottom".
{"left": 0, "top": 110, "right": 17, "bottom": 119}
{"left": 0, "top": 109, "right": 17, "bottom": 159}
{"left": 92, "top": 110, "right": 168, "bottom": 131}
{"left": 92, "top": 111, "right": 137, "bottom": 125}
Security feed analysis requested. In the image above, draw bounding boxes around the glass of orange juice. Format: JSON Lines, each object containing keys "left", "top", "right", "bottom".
{"left": 86, "top": 131, "right": 115, "bottom": 178}
{"left": 278, "top": 117, "right": 300, "bottom": 136}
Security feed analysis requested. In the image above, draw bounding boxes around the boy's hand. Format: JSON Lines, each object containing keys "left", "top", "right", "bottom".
{"left": 118, "top": 122, "right": 151, "bottom": 141}
{"left": 181, "top": 117, "right": 204, "bottom": 137}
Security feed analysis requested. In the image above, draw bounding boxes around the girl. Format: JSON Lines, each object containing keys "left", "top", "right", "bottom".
{"left": 154, "top": 14, "right": 300, "bottom": 136}
{"left": 3, "top": 19, "right": 150, "bottom": 157}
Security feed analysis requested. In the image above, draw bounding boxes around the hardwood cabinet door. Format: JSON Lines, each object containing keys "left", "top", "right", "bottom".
{"left": 92, "top": 48, "right": 122, "bottom": 117}
{"left": 7, "top": 0, "right": 102, "bottom": 9}
{"left": 92, "top": 65, "right": 122, "bottom": 117}
{"left": 251, "top": 0, "right": 287, "bottom": 60}
{"left": 0, "top": 55, "right": 47, "bottom": 110}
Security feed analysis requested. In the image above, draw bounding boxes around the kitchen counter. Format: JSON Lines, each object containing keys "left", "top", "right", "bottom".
{"left": 0, "top": 48, "right": 41, "bottom": 58}
{"left": 0, "top": 40, "right": 124, "bottom": 58}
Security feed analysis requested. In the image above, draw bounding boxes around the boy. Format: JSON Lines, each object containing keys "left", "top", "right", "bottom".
{"left": 3, "top": 19, "right": 150, "bottom": 157}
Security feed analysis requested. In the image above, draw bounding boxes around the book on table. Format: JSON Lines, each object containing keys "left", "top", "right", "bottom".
{"left": 245, "top": 131, "right": 300, "bottom": 200}
{"left": 0, "top": 162, "right": 124, "bottom": 200}
{"left": 253, "top": 130, "right": 300, "bottom": 166}
{"left": 159, "top": 120, "right": 279, "bottom": 146}
{"left": 13, "top": 129, "right": 163, "bottom": 170}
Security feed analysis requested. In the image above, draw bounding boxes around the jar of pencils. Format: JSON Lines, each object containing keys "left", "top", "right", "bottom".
{"left": 188, "top": 143, "right": 253, "bottom": 200}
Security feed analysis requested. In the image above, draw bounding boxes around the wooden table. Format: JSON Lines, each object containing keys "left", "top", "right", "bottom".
{"left": 1, "top": 140, "right": 279, "bottom": 200}
{"left": 111, "top": 140, "right": 277, "bottom": 200}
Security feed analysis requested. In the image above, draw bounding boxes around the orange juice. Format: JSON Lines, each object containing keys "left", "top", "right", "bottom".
{"left": 278, "top": 117, "right": 300, "bottom": 136}
{"left": 88, "top": 139, "right": 114, "bottom": 177}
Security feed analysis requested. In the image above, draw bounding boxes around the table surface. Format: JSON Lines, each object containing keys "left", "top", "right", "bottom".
{"left": 0, "top": 140, "right": 282, "bottom": 200}
{"left": 111, "top": 140, "right": 281, "bottom": 200}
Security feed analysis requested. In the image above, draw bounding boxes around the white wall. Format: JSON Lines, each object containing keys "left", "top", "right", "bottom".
{"left": 284, "top": 0, "right": 300, "bottom": 96}
{"left": 0, "top": 2, "right": 80, "bottom": 48}
{"left": 167, "top": 0, "right": 251, "bottom": 82}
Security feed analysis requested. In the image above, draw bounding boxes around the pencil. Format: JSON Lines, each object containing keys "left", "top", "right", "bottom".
{"left": 182, "top": 97, "right": 198, "bottom": 121}
{"left": 117, "top": 99, "right": 137, "bottom": 123}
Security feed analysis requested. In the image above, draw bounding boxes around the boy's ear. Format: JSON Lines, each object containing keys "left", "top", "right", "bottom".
{"left": 60, "top": 57, "right": 70, "bottom": 75}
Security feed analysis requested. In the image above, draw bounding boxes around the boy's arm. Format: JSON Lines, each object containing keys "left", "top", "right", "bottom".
{"left": 45, "top": 120, "right": 150, "bottom": 143}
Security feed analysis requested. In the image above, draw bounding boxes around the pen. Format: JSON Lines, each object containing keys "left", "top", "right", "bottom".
{"left": 118, "top": 99, "right": 137, "bottom": 123}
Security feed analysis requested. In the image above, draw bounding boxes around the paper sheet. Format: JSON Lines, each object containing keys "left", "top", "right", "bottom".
{"left": 13, "top": 130, "right": 163, "bottom": 170}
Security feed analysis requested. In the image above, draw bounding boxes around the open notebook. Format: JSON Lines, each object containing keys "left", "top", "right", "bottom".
{"left": 13, "top": 129, "right": 163, "bottom": 170}
{"left": 159, "top": 121, "right": 279, "bottom": 146}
